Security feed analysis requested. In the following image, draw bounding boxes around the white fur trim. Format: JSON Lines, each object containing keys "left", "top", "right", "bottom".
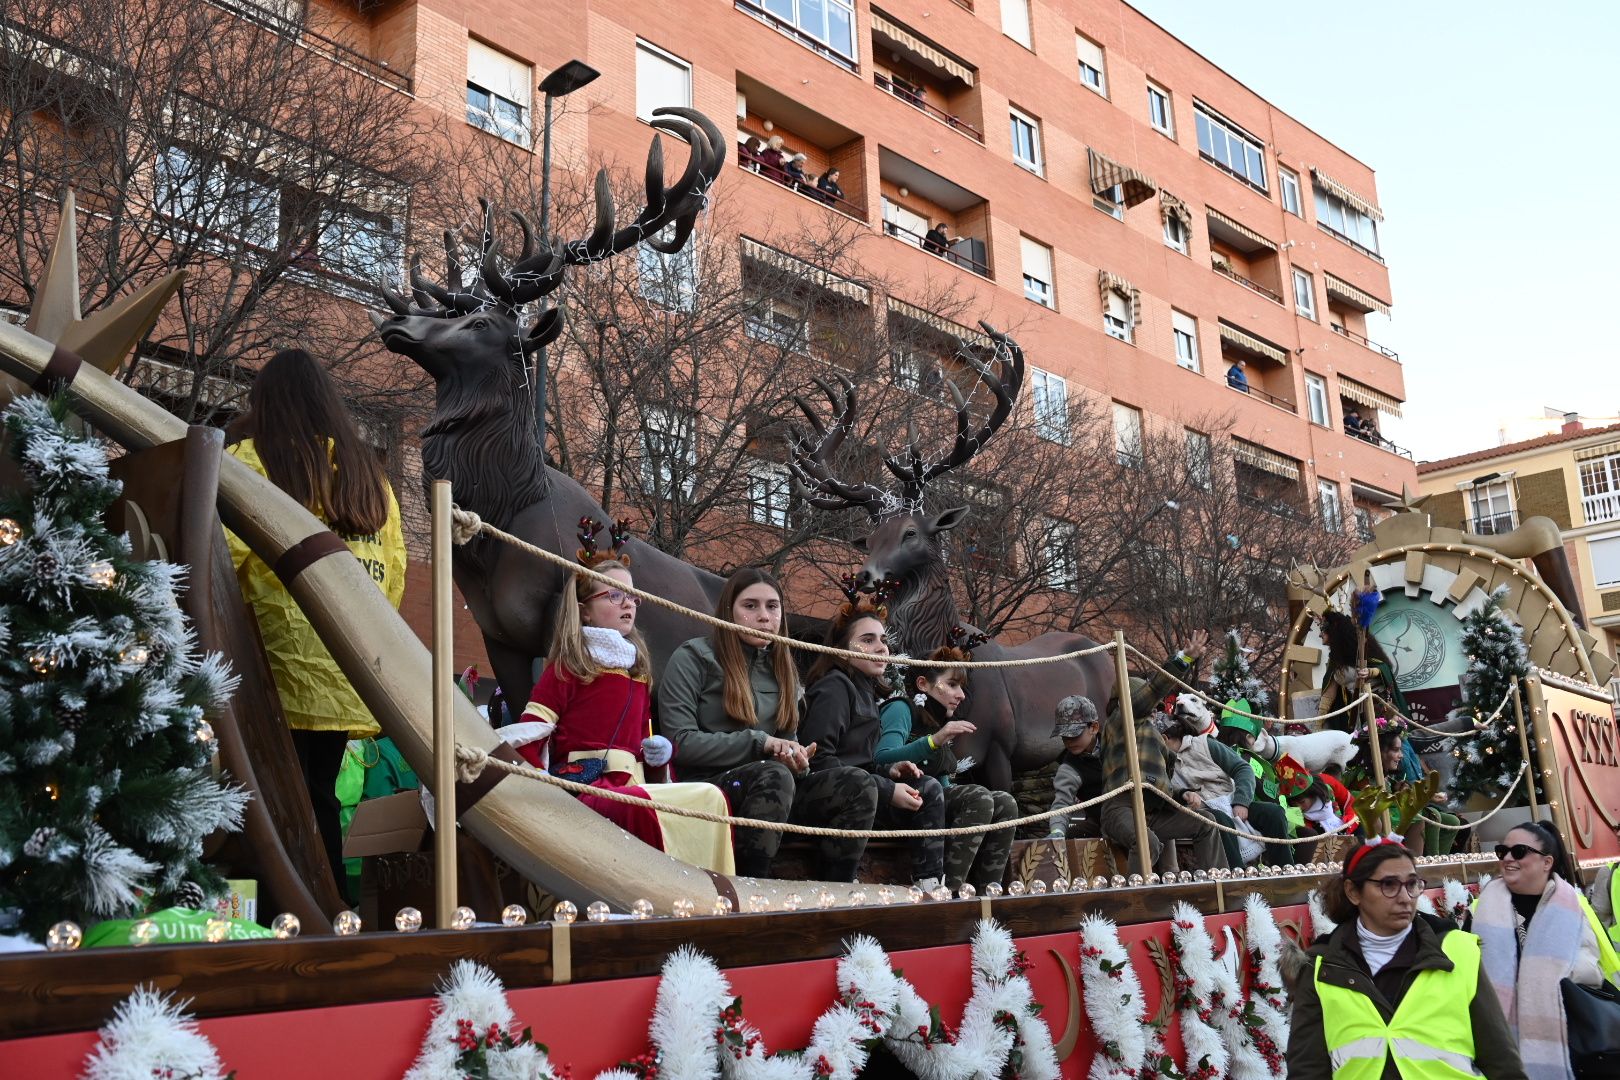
{"left": 499, "top": 721, "right": 556, "bottom": 748}
{"left": 82, "top": 985, "right": 230, "bottom": 1080}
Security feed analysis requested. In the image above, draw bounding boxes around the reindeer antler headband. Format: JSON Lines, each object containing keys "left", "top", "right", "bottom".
{"left": 577, "top": 517, "right": 632, "bottom": 569}
{"left": 946, "top": 624, "right": 990, "bottom": 656}
{"left": 837, "top": 572, "right": 901, "bottom": 620}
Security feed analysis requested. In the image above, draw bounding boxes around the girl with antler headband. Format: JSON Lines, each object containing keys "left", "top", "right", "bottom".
{"left": 507, "top": 520, "right": 735, "bottom": 873}
{"left": 802, "top": 581, "right": 946, "bottom": 891}
{"left": 875, "top": 629, "right": 1018, "bottom": 893}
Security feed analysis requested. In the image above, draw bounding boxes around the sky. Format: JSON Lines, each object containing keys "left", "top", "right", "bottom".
{"left": 1128, "top": 0, "right": 1620, "bottom": 462}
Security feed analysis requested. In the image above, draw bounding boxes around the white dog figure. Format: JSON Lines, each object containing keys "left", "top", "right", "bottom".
{"left": 1251, "top": 726, "right": 1358, "bottom": 773}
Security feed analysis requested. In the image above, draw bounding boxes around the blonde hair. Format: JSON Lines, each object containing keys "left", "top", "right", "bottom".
{"left": 545, "top": 560, "right": 651, "bottom": 683}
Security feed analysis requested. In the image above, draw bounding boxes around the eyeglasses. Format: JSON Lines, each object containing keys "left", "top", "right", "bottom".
{"left": 1494, "top": 843, "right": 1548, "bottom": 862}
{"left": 583, "top": 589, "right": 639, "bottom": 607}
{"left": 1365, "top": 876, "right": 1426, "bottom": 898}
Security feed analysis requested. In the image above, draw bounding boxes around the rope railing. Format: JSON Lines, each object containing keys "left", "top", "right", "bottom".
{"left": 1425, "top": 763, "right": 1529, "bottom": 831}
{"left": 1120, "top": 642, "right": 1371, "bottom": 727}
{"left": 1142, "top": 786, "right": 1358, "bottom": 846}
{"left": 1372, "top": 691, "right": 1514, "bottom": 738}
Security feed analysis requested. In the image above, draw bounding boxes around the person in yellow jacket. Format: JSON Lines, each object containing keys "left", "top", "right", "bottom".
{"left": 1287, "top": 837, "right": 1527, "bottom": 1080}
{"left": 225, "top": 348, "right": 406, "bottom": 884}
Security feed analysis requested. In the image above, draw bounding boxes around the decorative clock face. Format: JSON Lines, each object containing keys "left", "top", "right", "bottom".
{"left": 1369, "top": 594, "right": 1467, "bottom": 693}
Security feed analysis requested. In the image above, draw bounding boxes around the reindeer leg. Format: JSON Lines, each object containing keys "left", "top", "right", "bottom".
{"left": 485, "top": 637, "right": 541, "bottom": 727}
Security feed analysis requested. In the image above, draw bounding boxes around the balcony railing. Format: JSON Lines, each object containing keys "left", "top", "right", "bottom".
{"left": 1317, "top": 222, "right": 1385, "bottom": 265}
{"left": 1240, "top": 493, "right": 1311, "bottom": 523}
{"left": 1211, "top": 258, "right": 1283, "bottom": 304}
{"left": 874, "top": 74, "right": 983, "bottom": 143}
{"left": 1585, "top": 491, "right": 1620, "bottom": 526}
{"left": 1331, "top": 322, "right": 1400, "bottom": 361}
{"left": 207, "top": 0, "right": 411, "bottom": 92}
{"left": 1471, "top": 511, "right": 1519, "bottom": 536}
{"left": 737, "top": 143, "right": 867, "bottom": 222}
{"left": 1344, "top": 425, "right": 1415, "bottom": 460}
{"left": 1227, "top": 381, "right": 1297, "bottom": 414}
{"left": 881, "top": 218, "right": 990, "bottom": 278}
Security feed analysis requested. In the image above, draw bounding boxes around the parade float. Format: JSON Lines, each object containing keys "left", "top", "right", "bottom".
{"left": 0, "top": 109, "right": 1616, "bottom": 1079}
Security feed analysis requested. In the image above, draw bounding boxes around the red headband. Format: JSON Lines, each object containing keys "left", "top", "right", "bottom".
{"left": 1346, "top": 835, "right": 1407, "bottom": 877}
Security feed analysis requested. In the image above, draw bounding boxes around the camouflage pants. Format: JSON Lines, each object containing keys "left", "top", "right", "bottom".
{"left": 943, "top": 784, "right": 1019, "bottom": 891}
{"left": 789, "top": 765, "right": 879, "bottom": 882}
{"left": 706, "top": 760, "right": 797, "bottom": 878}
{"left": 871, "top": 773, "right": 946, "bottom": 883}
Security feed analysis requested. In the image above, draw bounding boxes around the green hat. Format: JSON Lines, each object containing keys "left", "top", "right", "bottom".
{"left": 1218, "top": 698, "right": 1262, "bottom": 737}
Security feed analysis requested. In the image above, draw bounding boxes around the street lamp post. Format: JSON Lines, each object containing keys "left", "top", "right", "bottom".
{"left": 533, "top": 59, "right": 600, "bottom": 438}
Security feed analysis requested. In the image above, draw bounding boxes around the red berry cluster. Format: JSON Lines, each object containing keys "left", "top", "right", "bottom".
{"left": 1008, "top": 949, "right": 1034, "bottom": 979}
{"left": 713, "top": 1001, "right": 761, "bottom": 1060}
{"left": 811, "top": 1053, "right": 835, "bottom": 1078}
{"left": 454, "top": 1018, "right": 482, "bottom": 1052}
{"left": 618, "top": 1051, "right": 660, "bottom": 1080}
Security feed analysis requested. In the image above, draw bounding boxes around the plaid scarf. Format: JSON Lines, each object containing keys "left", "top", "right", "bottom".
{"left": 1475, "top": 876, "right": 1585, "bottom": 1080}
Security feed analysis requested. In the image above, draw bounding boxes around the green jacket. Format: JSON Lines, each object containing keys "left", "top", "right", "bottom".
{"left": 657, "top": 637, "right": 789, "bottom": 783}
{"left": 875, "top": 698, "right": 957, "bottom": 783}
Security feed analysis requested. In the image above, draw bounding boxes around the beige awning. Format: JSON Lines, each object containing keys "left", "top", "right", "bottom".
{"left": 871, "top": 9, "right": 974, "bottom": 86}
{"left": 1088, "top": 148, "right": 1156, "bottom": 208}
{"left": 1311, "top": 168, "right": 1384, "bottom": 222}
{"left": 1576, "top": 440, "right": 1620, "bottom": 462}
{"left": 1338, "top": 375, "right": 1404, "bottom": 418}
{"left": 1205, "top": 206, "right": 1276, "bottom": 252}
{"left": 1159, "top": 190, "right": 1192, "bottom": 230}
{"left": 1218, "top": 321, "right": 1288, "bottom": 366}
{"left": 1233, "top": 438, "right": 1301, "bottom": 481}
{"left": 741, "top": 237, "right": 871, "bottom": 303}
{"left": 1324, "top": 273, "right": 1391, "bottom": 316}
{"left": 1098, "top": 271, "right": 1142, "bottom": 327}
{"left": 886, "top": 296, "right": 991, "bottom": 347}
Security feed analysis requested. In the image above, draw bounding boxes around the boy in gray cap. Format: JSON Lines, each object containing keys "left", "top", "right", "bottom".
{"left": 1046, "top": 695, "right": 1101, "bottom": 839}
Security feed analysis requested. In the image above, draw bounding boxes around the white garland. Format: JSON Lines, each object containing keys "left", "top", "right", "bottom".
{"left": 1443, "top": 880, "right": 1474, "bottom": 927}
{"left": 1415, "top": 893, "right": 1436, "bottom": 916}
{"left": 403, "top": 960, "right": 563, "bottom": 1080}
{"left": 1242, "top": 894, "right": 1290, "bottom": 1074}
{"left": 1077, "top": 913, "right": 1148, "bottom": 1080}
{"left": 81, "top": 985, "right": 229, "bottom": 1080}
{"left": 1307, "top": 888, "right": 1338, "bottom": 938}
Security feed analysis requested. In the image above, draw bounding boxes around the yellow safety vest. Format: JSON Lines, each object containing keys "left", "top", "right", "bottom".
{"left": 1577, "top": 893, "right": 1620, "bottom": 986}
{"left": 1608, "top": 866, "right": 1620, "bottom": 949}
{"left": 1316, "top": 930, "right": 1480, "bottom": 1080}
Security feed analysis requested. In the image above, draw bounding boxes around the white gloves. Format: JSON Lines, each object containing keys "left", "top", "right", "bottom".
{"left": 641, "top": 735, "right": 673, "bottom": 767}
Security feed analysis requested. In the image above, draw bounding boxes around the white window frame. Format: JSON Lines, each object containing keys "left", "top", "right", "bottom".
{"left": 1467, "top": 480, "right": 1516, "bottom": 534}
{"left": 1001, "top": 0, "right": 1033, "bottom": 48}
{"left": 742, "top": 0, "right": 858, "bottom": 63}
{"left": 891, "top": 345, "right": 943, "bottom": 394}
{"left": 1163, "top": 212, "right": 1189, "bottom": 254}
{"left": 1313, "top": 185, "right": 1382, "bottom": 254}
{"left": 467, "top": 40, "right": 533, "bottom": 148}
{"left": 319, "top": 206, "right": 404, "bottom": 285}
{"left": 745, "top": 460, "right": 792, "bottom": 528}
{"left": 1292, "top": 268, "right": 1317, "bottom": 320}
{"left": 1318, "top": 479, "right": 1344, "bottom": 532}
{"left": 1580, "top": 455, "right": 1620, "bottom": 525}
{"left": 1103, "top": 290, "right": 1133, "bottom": 343}
{"left": 1279, "top": 166, "right": 1302, "bottom": 216}
{"left": 637, "top": 223, "right": 699, "bottom": 312}
{"left": 1589, "top": 532, "right": 1620, "bottom": 588}
{"left": 1093, "top": 183, "right": 1124, "bottom": 220}
{"left": 1185, "top": 429, "right": 1212, "bottom": 491}
{"left": 1172, "top": 310, "right": 1200, "bottom": 371}
{"left": 1305, "top": 372, "right": 1330, "bottom": 426}
{"left": 1075, "top": 33, "right": 1107, "bottom": 96}
{"left": 1147, "top": 81, "right": 1174, "bottom": 138}
{"left": 1009, "top": 106, "right": 1044, "bottom": 175}
{"left": 1041, "top": 518, "right": 1080, "bottom": 590}
{"left": 744, "top": 295, "right": 806, "bottom": 351}
{"left": 1021, "top": 236, "right": 1054, "bottom": 308}
{"left": 641, "top": 405, "right": 697, "bottom": 497}
{"left": 156, "top": 145, "right": 280, "bottom": 250}
{"left": 1113, "top": 402, "right": 1143, "bottom": 467}
{"left": 635, "top": 40, "right": 693, "bottom": 123}
{"left": 1031, "top": 368, "right": 1069, "bottom": 444}
{"left": 1193, "top": 101, "right": 1267, "bottom": 192}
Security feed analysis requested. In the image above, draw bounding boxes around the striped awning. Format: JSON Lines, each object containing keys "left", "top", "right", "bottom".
{"left": 886, "top": 296, "right": 991, "bottom": 347}
{"left": 1088, "top": 149, "right": 1156, "bottom": 208}
{"left": 1159, "top": 190, "right": 1192, "bottom": 230}
{"left": 1218, "top": 321, "right": 1288, "bottom": 366}
{"left": 1311, "top": 168, "right": 1384, "bottom": 222}
{"left": 871, "top": 9, "right": 974, "bottom": 86}
{"left": 1576, "top": 440, "right": 1620, "bottom": 462}
{"left": 741, "top": 237, "right": 871, "bottom": 303}
{"left": 1233, "top": 438, "right": 1301, "bottom": 481}
{"left": 1338, "top": 375, "right": 1404, "bottom": 418}
{"left": 1205, "top": 206, "right": 1276, "bottom": 252}
{"left": 1098, "top": 270, "right": 1143, "bottom": 327}
{"left": 1324, "top": 273, "right": 1391, "bottom": 316}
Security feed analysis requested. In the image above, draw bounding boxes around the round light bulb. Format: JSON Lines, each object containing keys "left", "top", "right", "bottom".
{"left": 748, "top": 893, "right": 769, "bottom": 913}
{"left": 929, "top": 885, "right": 951, "bottom": 902}
{"left": 204, "top": 917, "right": 231, "bottom": 943}
{"left": 907, "top": 885, "right": 925, "bottom": 904}
{"left": 1007, "top": 880, "right": 1026, "bottom": 896}
{"left": 816, "top": 890, "right": 837, "bottom": 910}
{"left": 46, "top": 920, "right": 82, "bottom": 951}
{"left": 711, "top": 895, "right": 734, "bottom": 916}
{"left": 630, "top": 898, "right": 654, "bottom": 920}
{"left": 395, "top": 907, "right": 423, "bottom": 933}
{"left": 1051, "top": 877, "right": 1068, "bottom": 892}
{"left": 450, "top": 906, "right": 476, "bottom": 930}
{"left": 1110, "top": 875, "right": 1127, "bottom": 888}
{"left": 332, "top": 910, "right": 361, "bottom": 936}
{"left": 958, "top": 883, "right": 977, "bottom": 899}
{"left": 0, "top": 518, "right": 21, "bottom": 544}
{"left": 129, "top": 918, "right": 159, "bottom": 946}
{"left": 984, "top": 881, "right": 1004, "bottom": 898}
{"left": 586, "top": 901, "right": 612, "bottom": 922}
{"left": 552, "top": 901, "right": 578, "bottom": 924}
{"left": 501, "top": 904, "right": 527, "bottom": 927}
{"left": 272, "top": 912, "right": 301, "bottom": 938}
{"left": 876, "top": 886, "right": 895, "bottom": 905}
{"left": 782, "top": 893, "right": 803, "bottom": 911}
{"left": 671, "top": 898, "right": 695, "bottom": 918}
{"left": 1029, "top": 879, "right": 1047, "bottom": 894}
{"left": 847, "top": 889, "right": 868, "bottom": 907}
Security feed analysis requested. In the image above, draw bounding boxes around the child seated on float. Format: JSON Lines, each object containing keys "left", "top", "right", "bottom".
{"left": 507, "top": 522, "right": 734, "bottom": 874}
{"left": 1343, "top": 720, "right": 1460, "bottom": 857}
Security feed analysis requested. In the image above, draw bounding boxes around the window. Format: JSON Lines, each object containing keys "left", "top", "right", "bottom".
{"left": 636, "top": 41, "right": 692, "bottom": 122}
{"left": 1292, "top": 268, "right": 1316, "bottom": 319}
{"left": 1113, "top": 403, "right": 1143, "bottom": 467}
{"left": 638, "top": 224, "right": 698, "bottom": 311}
{"left": 745, "top": 0, "right": 857, "bottom": 63}
{"left": 744, "top": 296, "right": 805, "bottom": 350}
{"left": 1172, "top": 310, "right": 1200, "bottom": 371}
{"left": 1580, "top": 455, "right": 1620, "bottom": 524}
{"left": 1075, "top": 33, "right": 1107, "bottom": 96}
{"left": 1305, "top": 373, "right": 1329, "bottom": 426}
{"left": 1279, "top": 167, "right": 1302, "bottom": 216}
{"left": 467, "top": 40, "right": 532, "bottom": 147}
{"left": 1103, "top": 290, "right": 1133, "bottom": 343}
{"left": 155, "top": 146, "right": 279, "bottom": 250}
{"left": 1590, "top": 535, "right": 1620, "bottom": 588}
{"left": 746, "top": 461, "right": 792, "bottom": 527}
{"left": 1194, "top": 102, "right": 1267, "bottom": 192}
{"left": 1318, "top": 480, "right": 1343, "bottom": 532}
{"left": 1021, "top": 236, "right": 1054, "bottom": 308}
{"left": 1185, "top": 429, "right": 1212, "bottom": 490}
{"left": 1041, "top": 519, "right": 1079, "bottom": 590}
{"left": 1031, "top": 368, "right": 1068, "bottom": 443}
{"left": 892, "top": 346, "right": 943, "bottom": 393}
{"left": 1468, "top": 480, "right": 1515, "bottom": 535}
{"left": 1001, "top": 0, "right": 1032, "bottom": 47}
{"left": 1313, "top": 185, "right": 1381, "bottom": 254}
{"left": 1147, "top": 81, "right": 1174, "bottom": 137}
{"left": 1163, "top": 213, "right": 1188, "bottom": 253}
{"left": 319, "top": 208, "right": 403, "bottom": 284}
{"left": 641, "top": 405, "right": 696, "bottom": 496}
{"left": 1093, "top": 183, "right": 1124, "bottom": 220}
{"left": 1009, "top": 107, "right": 1043, "bottom": 175}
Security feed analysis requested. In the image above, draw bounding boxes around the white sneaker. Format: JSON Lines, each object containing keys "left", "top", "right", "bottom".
{"left": 915, "top": 876, "right": 941, "bottom": 893}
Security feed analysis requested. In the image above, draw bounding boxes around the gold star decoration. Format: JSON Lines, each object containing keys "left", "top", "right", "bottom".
{"left": 1382, "top": 484, "right": 1433, "bottom": 515}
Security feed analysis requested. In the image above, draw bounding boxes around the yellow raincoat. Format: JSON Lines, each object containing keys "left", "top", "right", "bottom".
{"left": 225, "top": 438, "right": 406, "bottom": 737}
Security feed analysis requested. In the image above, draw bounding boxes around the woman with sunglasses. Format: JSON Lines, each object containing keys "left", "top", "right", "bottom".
{"left": 514, "top": 557, "right": 735, "bottom": 873}
{"left": 1287, "top": 837, "right": 1526, "bottom": 1080}
{"left": 1471, "top": 822, "right": 1620, "bottom": 1078}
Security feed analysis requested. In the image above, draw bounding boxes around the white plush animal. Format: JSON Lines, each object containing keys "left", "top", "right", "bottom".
{"left": 1253, "top": 728, "right": 1358, "bottom": 773}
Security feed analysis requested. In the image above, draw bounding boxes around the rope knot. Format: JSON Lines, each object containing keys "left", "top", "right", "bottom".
{"left": 449, "top": 507, "right": 484, "bottom": 546}
{"left": 454, "top": 744, "right": 489, "bottom": 784}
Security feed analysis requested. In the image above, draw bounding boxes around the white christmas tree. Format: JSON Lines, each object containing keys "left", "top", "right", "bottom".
{"left": 1209, "top": 629, "right": 1270, "bottom": 710}
{"left": 1447, "top": 586, "right": 1532, "bottom": 802}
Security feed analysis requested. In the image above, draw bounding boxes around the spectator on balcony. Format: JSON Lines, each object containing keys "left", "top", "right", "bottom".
{"left": 815, "top": 167, "right": 844, "bottom": 205}
{"left": 755, "top": 134, "right": 787, "bottom": 181}
{"left": 783, "top": 152, "right": 809, "bottom": 191}
{"left": 1344, "top": 408, "right": 1367, "bottom": 439}
{"left": 1226, "top": 358, "right": 1250, "bottom": 393}
{"left": 922, "top": 223, "right": 953, "bottom": 256}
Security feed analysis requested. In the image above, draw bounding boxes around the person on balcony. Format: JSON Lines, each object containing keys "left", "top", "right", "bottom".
{"left": 783, "top": 152, "right": 810, "bottom": 191}
{"left": 815, "top": 167, "right": 844, "bottom": 205}
{"left": 755, "top": 134, "right": 787, "bottom": 181}
{"left": 1345, "top": 408, "right": 1370, "bottom": 440}
{"left": 922, "top": 223, "right": 952, "bottom": 256}
{"left": 1226, "top": 358, "right": 1250, "bottom": 392}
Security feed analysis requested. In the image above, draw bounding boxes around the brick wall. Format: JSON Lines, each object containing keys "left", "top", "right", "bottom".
{"left": 1517, "top": 468, "right": 1573, "bottom": 529}
{"left": 1425, "top": 490, "right": 1466, "bottom": 532}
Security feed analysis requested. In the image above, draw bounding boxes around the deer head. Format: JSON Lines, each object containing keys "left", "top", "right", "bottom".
{"left": 787, "top": 322, "right": 1023, "bottom": 592}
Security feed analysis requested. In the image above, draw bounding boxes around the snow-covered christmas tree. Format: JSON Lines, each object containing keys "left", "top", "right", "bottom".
{"left": 0, "top": 397, "right": 244, "bottom": 942}
{"left": 1447, "top": 585, "right": 1532, "bottom": 803}
{"left": 1209, "top": 628, "right": 1270, "bottom": 710}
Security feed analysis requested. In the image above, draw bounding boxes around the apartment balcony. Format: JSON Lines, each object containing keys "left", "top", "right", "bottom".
{"left": 1471, "top": 510, "right": 1519, "bottom": 536}
{"left": 737, "top": 75, "right": 867, "bottom": 222}
{"left": 735, "top": 0, "right": 859, "bottom": 73}
{"left": 211, "top": 0, "right": 412, "bottom": 92}
{"left": 1219, "top": 321, "right": 1295, "bottom": 414}
{"left": 869, "top": 11, "right": 983, "bottom": 144}
{"left": 1585, "top": 492, "right": 1620, "bottom": 526}
{"left": 1330, "top": 321, "right": 1400, "bottom": 361}
{"left": 1207, "top": 206, "right": 1284, "bottom": 303}
{"left": 1338, "top": 385, "right": 1412, "bottom": 460}
{"left": 878, "top": 147, "right": 991, "bottom": 279}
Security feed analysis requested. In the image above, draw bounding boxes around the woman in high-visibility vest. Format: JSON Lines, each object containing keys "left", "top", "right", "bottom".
{"left": 1471, "top": 821, "right": 1620, "bottom": 1079}
{"left": 1287, "top": 837, "right": 1527, "bottom": 1080}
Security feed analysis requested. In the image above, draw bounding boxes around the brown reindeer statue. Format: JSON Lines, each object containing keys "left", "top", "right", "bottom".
{"left": 371, "top": 107, "right": 727, "bottom": 712}
{"left": 787, "top": 331, "right": 1115, "bottom": 793}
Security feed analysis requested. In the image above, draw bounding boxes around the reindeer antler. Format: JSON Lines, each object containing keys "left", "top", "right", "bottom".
{"left": 786, "top": 374, "right": 893, "bottom": 521}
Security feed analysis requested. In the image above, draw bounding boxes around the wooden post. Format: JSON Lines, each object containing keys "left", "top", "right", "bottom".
{"left": 1511, "top": 676, "right": 1540, "bottom": 820}
{"left": 1356, "top": 587, "right": 1392, "bottom": 837}
{"left": 1114, "top": 631, "right": 1154, "bottom": 876}
{"left": 432, "top": 480, "right": 458, "bottom": 928}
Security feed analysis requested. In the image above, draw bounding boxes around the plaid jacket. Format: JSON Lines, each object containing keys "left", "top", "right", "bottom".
{"left": 1100, "top": 654, "right": 1192, "bottom": 801}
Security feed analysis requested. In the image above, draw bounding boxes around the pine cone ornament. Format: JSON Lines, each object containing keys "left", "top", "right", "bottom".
{"left": 57, "top": 702, "right": 85, "bottom": 730}
{"left": 23, "top": 826, "right": 56, "bottom": 858}
{"left": 32, "top": 551, "right": 61, "bottom": 584}
{"left": 173, "top": 880, "right": 207, "bottom": 910}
